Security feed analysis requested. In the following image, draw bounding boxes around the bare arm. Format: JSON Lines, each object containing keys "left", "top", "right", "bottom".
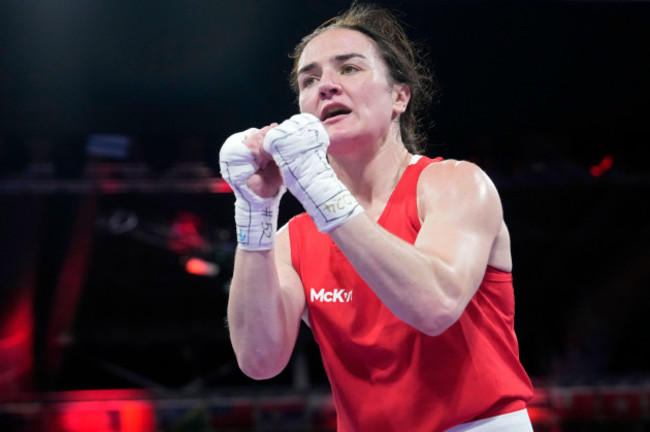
{"left": 227, "top": 225, "right": 305, "bottom": 380}
{"left": 328, "top": 160, "right": 504, "bottom": 335}
{"left": 223, "top": 124, "right": 305, "bottom": 380}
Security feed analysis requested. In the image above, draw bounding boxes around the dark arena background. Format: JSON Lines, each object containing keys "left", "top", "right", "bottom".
{"left": 1, "top": 1, "right": 649, "bottom": 431}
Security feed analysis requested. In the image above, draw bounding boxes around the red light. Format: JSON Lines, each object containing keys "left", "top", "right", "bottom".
{"left": 185, "top": 257, "right": 219, "bottom": 277}
{"left": 590, "top": 154, "right": 614, "bottom": 177}
{"left": 169, "top": 212, "right": 205, "bottom": 253}
{"left": 52, "top": 399, "right": 156, "bottom": 432}
{"left": 173, "top": 213, "right": 201, "bottom": 237}
{"left": 590, "top": 166, "right": 603, "bottom": 177}
{"left": 599, "top": 154, "right": 614, "bottom": 171}
{"left": 0, "top": 290, "right": 34, "bottom": 394}
{"left": 211, "top": 179, "right": 233, "bottom": 193}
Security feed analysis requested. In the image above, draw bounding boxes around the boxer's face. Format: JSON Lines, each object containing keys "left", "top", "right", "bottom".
{"left": 297, "top": 28, "right": 409, "bottom": 152}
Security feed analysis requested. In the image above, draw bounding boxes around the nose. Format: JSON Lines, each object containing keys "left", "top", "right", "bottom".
{"left": 319, "top": 78, "right": 342, "bottom": 99}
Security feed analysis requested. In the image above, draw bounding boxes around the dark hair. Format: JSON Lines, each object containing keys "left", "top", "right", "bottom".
{"left": 289, "top": 2, "right": 438, "bottom": 154}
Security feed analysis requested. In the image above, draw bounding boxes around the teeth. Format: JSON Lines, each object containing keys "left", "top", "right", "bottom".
{"left": 324, "top": 107, "right": 350, "bottom": 120}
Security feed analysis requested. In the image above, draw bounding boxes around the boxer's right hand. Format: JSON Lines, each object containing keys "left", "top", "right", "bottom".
{"left": 242, "top": 125, "right": 283, "bottom": 199}
{"left": 219, "top": 127, "right": 286, "bottom": 250}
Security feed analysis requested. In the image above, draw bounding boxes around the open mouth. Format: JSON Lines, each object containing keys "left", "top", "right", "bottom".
{"left": 321, "top": 106, "right": 351, "bottom": 121}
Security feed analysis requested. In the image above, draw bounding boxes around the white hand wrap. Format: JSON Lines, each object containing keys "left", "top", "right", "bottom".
{"left": 219, "top": 128, "right": 285, "bottom": 250}
{"left": 263, "top": 113, "right": 363, "bottom": 233}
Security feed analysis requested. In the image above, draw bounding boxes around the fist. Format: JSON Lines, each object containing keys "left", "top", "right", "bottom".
{"left": 244, "top": 125, "right": 283, "bottom": 198}
{"left": 219, "top": 125, "right": 282, "bottom": 198}
{"left": 263, "top": 113, "right": 329, "bottom": 161}
{"left": 219, "top": 127, "right": 260, "bottom": 189}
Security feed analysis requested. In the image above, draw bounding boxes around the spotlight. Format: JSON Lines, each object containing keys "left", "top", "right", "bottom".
{"left": 184, "top": 257, "right": 219, "bottom": 277}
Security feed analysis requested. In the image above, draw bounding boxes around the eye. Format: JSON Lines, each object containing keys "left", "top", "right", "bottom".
{"left": 341, "top": 64, "right": 360, "bottom": 75}
{"left": 301, "top": 76, "right": 318, "bottom": 89}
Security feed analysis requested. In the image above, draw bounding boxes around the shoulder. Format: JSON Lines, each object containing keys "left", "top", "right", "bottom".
{"left": 419, "top": 158, "right": 488, "bottom": 181}
{"left": 418, "top": 159, "right": 498, "bottom": 199}
{"left": 417, "top": 159, "right": 502, "bottom": 221}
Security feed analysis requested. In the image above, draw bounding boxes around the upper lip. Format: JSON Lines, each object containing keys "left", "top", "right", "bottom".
{"left": 320, "top": 103, "right": 352, "bottom": 121}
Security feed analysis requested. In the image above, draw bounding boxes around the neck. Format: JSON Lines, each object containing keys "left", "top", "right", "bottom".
{"left": 329, "top": 139, "right": 412, "bottom": 214}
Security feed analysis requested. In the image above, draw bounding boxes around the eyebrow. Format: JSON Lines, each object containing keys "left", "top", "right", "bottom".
{"left": 297, "top": 53, "right": 367, "bottom": 76}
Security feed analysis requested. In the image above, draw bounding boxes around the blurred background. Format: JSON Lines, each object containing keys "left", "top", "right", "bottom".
{"left": 0, "top": 0, "right": 649, "bottom": 431}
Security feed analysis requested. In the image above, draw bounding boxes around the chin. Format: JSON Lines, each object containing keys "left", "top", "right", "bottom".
{"left": 324, "top": 122, "right": 353, "bottom": 141}
{"left": 325, "top": 130, "right": 350, "bottom": 147}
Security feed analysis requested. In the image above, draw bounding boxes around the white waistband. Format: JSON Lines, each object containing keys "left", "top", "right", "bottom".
{"left": 445, "top": 409, "right": 533, "bottom": 432}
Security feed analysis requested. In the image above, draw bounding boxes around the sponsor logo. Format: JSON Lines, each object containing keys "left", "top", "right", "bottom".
{"left": 310, "top": 288, "right": 353, "bottom": 303}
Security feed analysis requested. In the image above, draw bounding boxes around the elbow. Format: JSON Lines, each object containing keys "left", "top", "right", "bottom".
{"left": 239, "top": 363, "right": 281, "bottom": 381}
{"left": 419, "top": 316, "right": 457, "bottom": 337}
{"left": 417, "top": 298, "right": 463, "bottom": 337}
{"left": 234, "top": 348, "right": 290, "bottom": 381}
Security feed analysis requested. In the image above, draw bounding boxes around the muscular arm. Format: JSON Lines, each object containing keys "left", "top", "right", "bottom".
{"left": 329, "top": 160, "right": 505, "bottom": 336}
{"left": 227, "top": 225, "right": 305, "bottom": 379}
{"left": 222, "top": 124, "right": 305, "bottom": 380}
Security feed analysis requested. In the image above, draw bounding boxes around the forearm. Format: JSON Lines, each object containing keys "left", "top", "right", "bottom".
{"left": 227, "top": 248, "right": 300, "bottom": 379}
{"left": 329, "top": 213, "right": 467, "bottom": 335}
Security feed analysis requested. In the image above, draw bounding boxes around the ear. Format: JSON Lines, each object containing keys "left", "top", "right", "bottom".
{"left": 392, "top": 83, "right": 411, "bottom": 115}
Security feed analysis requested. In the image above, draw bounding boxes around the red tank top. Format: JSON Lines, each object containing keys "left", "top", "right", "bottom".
{"left": 288, "top": 156, "right": 533, "bottom": 431}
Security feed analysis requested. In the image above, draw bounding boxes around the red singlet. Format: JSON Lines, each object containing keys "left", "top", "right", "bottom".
{"left": 289, "top": 156, "right": 533, "bottom": 431}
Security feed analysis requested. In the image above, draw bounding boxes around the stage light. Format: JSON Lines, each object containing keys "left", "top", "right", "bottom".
{"left": 599, "top": 154, "right": 614, "bottom": 171}
{"left": 210, "top": 179, "right": 233, "bottom": 193}
{"left": 169, "top": 211, "right": 206, "bottom": 254}
{"left": 0, "top": 291, "right": 33, "bottom": 394}
{"left": 590, "top": 154, "right": 614, "bottom": 178}
{"left": 184, "top": 257, "right": 219, "bottom": 277}
{"left": 590, "top": 165, "right": 603, "bottom": 177}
